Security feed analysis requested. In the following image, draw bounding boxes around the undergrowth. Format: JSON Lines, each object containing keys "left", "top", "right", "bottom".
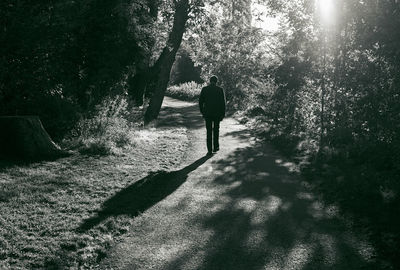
{"left": 166, "top": 81, "right": 204, "bottom": 102}
{"left": 238, "top": 88, "right": 400, "bottom": 270}
{"left": 62, "top": 96, "right": 144, "bottom": 156}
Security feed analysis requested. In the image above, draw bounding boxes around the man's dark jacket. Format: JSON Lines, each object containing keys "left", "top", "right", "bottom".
{"left": 199, "top": 84, "right": 226, "bottom": 120}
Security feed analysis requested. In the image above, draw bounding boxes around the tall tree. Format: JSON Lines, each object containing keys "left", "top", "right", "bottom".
{"left": 144, "top": 0, "right": 190, "bottom": 124}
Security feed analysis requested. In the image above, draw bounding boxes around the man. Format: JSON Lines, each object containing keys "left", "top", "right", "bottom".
{"left": 199, "top": 75, "right": 226, "bottom": 155}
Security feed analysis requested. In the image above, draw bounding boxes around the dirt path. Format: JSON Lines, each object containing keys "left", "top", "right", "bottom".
{"left": 100, "top": 97, "right": 376, "bottom": 270}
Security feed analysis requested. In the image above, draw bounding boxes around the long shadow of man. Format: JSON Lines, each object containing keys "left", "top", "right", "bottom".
{"left": 77, "top": 155, "right": 211, "bottom": 232}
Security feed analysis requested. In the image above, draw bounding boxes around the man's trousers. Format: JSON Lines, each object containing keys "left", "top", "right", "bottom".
{"left": 205, "top": 119, "right": 220, "bottom": 152}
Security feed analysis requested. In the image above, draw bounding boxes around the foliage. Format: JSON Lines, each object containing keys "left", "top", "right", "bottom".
{"left": 2, "top": 0, "right": 400, "bottom": 267}
{"left": 0, "top": 0, "right": 153, "bottom": 138}
{"left": 166, "top": 81, "right": 204, "bottom": 101}
{"left": 170, "top": 48, "right": 203, "bottom": 85}
{"left": 63, "top": 96, "right": 140, "bottom": 156}
{"left": 187, "top": 1, "right": 268, "bottom": 109}
{"left": 182, "top": 1, "right": 400, "bottom": 267}
{"left": 234, "top": 1, "right": 400, "bottom": 268}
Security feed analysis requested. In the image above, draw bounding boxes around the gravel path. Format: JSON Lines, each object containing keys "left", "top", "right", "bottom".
{"left": 100, "top": 97, "right": 376, "bottom": 270}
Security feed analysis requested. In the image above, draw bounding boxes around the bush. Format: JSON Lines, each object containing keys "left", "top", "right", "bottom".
{"left": 166, "top": 81, "right": 204, "bottom": 101}
{"left": 63, "top": 96, "right": 139, "bottom": 156}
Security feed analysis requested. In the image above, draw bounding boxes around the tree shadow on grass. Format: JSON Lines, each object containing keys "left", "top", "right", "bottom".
{"left": 77, "top": 155, "right": 211, "bottom": 232}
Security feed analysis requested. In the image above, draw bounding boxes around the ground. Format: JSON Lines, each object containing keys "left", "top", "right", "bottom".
{"left": 99, "top": 97, "right": 377, "bottom": 270}
{"left": 0, "top": 98, "right": 189, "bottom": 269}
{"left": 0, "top": 97, "right": 378, "bottom": 269}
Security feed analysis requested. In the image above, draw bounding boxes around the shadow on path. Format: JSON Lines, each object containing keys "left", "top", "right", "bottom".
{"left": 159, "top": 134, "right": 378, "bottom": 270}
{"left": 77, "top": 155, "right": 211, "bottom": 232}
{"left": 156, "top": 102, "right": 204, "bottom": 130}
{"left": 95, "top": 99, "right": 380, "bottom": 269}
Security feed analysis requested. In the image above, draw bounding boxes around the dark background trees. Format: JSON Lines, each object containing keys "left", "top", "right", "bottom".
{"left": 0, "top": 0, "right": 153, "bottom": 138}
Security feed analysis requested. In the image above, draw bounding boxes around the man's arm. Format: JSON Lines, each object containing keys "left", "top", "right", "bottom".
{"left": 219, "top": 88, "right": 226, "bottom": 120}
{"left": 199, "top": 87, "right": 205, "bottom": 115}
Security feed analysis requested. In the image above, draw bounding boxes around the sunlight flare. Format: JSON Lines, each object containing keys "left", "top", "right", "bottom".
{"left": 252, "top": 3, "right": 280, "bottom": 31}
{"left": 317, "top": 0, "right": 336, "bottom": 25}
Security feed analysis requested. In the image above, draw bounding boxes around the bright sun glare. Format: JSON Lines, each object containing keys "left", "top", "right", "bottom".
{"left": 317, "top": 0, "right": 335, "bottom": 24}
{"left": 252, "top": 3, "right": 280, "bottom": 32}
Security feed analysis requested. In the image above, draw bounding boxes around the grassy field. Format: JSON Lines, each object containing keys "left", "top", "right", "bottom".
{"left": 0, "top": 127, "right": 189, "bottom": 269}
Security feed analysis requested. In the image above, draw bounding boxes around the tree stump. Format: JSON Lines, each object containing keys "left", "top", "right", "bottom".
{"left": 0, "top": 116, "right": 67, "bottom": 161}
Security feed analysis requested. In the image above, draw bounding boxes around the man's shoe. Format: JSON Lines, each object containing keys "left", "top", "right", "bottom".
{"left": 213, "top": 147, "right": 219, "bottom": 153}
{"left": 206, "top": 151, "right": 213, "bottom": 156}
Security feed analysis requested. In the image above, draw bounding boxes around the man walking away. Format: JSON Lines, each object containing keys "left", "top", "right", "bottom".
{"left": 199, "top": 76, "right": 226, "bottom": 155}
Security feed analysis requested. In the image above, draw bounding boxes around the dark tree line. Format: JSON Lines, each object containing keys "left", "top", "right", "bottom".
{"left": 1, "top": 0, "right": 151, "bottom": 138}
{"left": 0, "top": 0, "right": 196, "bottom": 136}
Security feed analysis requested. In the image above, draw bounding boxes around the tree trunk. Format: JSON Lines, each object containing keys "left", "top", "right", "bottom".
{"left": 0, "top": 116, "right": 68, "bottom": 161}
{"left": 128, "top": 68, "right": 149, "bottom": 106}
{"left": 144, "top": 0, "right": 190, "bottom": 124}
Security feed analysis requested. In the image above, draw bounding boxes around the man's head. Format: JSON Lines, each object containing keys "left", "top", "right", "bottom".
{"left": 210, "top": 75, "right": 218, "bottom": 85}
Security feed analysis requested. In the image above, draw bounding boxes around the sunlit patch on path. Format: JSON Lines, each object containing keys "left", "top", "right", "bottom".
{"left": 100, "top": 97, "right": 377, "bottom": 270}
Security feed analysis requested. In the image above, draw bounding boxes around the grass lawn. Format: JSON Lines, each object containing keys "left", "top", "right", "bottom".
{"left": 0, "top": 127, "right": 188, "bottom": 269}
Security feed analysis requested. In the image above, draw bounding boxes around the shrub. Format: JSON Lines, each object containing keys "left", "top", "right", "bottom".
{"left": 166, "top": 81, "right": 204, "bottom": 101}
{"left": 63, "top": 96, "right": 139, "bottom": 155}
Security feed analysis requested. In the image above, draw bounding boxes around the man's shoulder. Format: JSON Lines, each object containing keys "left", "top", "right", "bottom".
{"left": 208, "top": 85, "right": 223, "bottom": 90}
{"left": 201, "top": 85, "right": 214, "bottom": 94}
{"left": 215, "top": 86, "right": 224, "bottom": 94}
{"left": 202, "top": 85, "right": 223, "bottom": 93}
{"left": 201, "top": 85, "right": 210, "bottom": 91}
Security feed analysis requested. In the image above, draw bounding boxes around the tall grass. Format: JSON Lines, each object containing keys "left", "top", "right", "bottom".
{"left": 63, "top": 96, "right": 143, "bottom": 156}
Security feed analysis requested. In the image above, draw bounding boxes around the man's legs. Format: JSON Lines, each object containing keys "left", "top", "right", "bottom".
{"left": 213, "top": 120, "right": 220, "bottom": 151}
{"left": 205, "top": 119, "right": 213, "bottom": 153}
